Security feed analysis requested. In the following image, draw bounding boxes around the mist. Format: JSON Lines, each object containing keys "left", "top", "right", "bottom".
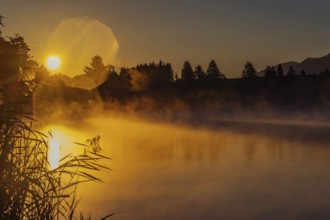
{"left": 24, "top": 31, "right": 330, "bottom": 220}
{"left": 37, "top": 112, "right": 330, "bottom": 220}
{"left": 3, "top": 3, "right": 330, "bottom": 219}
{"left": 31, "top": 73, "right": 330, "bottom": 219}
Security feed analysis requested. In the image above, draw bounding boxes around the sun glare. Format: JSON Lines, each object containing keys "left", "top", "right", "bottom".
{"left": 48, "top": 136, "right": 60, "bottom": 170}
{"left": 47, "top": 17, "right": 119, "bottom": 77}
{"left": 46, "top": 56, "right": 61, "bottom": 70}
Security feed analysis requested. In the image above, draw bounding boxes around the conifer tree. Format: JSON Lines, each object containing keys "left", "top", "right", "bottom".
{"left": 194, "top": 65, "right": 206, "bottom": 80}
{"left": 181, "top": 61, "right": 195, "bottom": 82}
{"left": 206, "top": 60, "right": 225, "bottom": 79}
{"left": 287, "top": 66, "right": 296, "bottom": 76}
{"left": 241, "top": 61, "right": 257, "bottom": 78}
{"left": 276, "top": 64, "right": 284, "bottom": 77}
{"left": 264, "top": 66, "right": 277, "bottom": 78}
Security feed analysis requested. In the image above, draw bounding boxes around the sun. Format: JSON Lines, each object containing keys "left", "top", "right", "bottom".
{"left": 46, "top": 56, "right": 61, "bottom": 70}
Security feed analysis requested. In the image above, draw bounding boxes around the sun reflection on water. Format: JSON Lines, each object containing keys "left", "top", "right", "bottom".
{"left": 48, "top": 135, "right": 60, "bottom": 169}
{"left": 39, "top": 116, "right": 330, "bottom": 219}
{"left": 47, "top": 126, "right": 78, "bottom": 169}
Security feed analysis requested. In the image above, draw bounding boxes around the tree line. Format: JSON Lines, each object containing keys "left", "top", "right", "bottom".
{"left": 82, "top": 54, "right": 330, "bottom": 91}
{"left": 0, "top": 17, "right": 47, "bottom": 104}
{"left": 77, "top": 55, "right": 330, "bottom": 120}
{"left": 79, "top": 54, "right": 330, "bottom": 93}
{"left": 2, "top": 13, "right": 330, "bottom": 120}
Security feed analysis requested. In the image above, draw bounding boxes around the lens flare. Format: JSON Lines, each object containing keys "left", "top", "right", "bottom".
{"left": 47, "top": 17, "right": 119, "bottom": 81}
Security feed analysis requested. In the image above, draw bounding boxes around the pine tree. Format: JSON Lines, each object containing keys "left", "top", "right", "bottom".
{"left": 174, "top": 73, "right": 179, "bottom": 81}
{"left": 241, "top": 61, "right": 257, "bottom": 78}
{"left": 194, "top": 65, "right": 206, "bottom": 80}
{"left": 276, "top": 64, "right": 284, "bottom": 77}
{"left": 181, "top": 61, "right": 195, "bottom": 82}
{"left": 0, "top": 15, "right": 3, "bottom": 35}
{"left": 206, "top": 60, "right": 225, "bottom": 79}
{"left": 287, "top": 66, "right": 296, "bottom": 76}
{"left": 83, "top": 55, "right": 108, "bottom": 80}
{"left": 264, "top": 66, "right": 277, "bottom": 78}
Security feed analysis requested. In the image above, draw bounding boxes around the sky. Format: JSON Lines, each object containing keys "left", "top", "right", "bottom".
{"left": 1, "top": 0, "right": 330, "bottom": 77}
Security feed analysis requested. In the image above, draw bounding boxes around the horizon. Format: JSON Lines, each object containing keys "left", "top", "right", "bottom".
{"left": 1, "top": 0, "right": 330, "bottom": 77}
{"left": 3, "top": 2, "right": 330, "bottom": 219}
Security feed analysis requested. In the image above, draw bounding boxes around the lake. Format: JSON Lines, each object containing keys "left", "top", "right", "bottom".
{"left": 44, "top": 116, "right": 330, "bottom": 220}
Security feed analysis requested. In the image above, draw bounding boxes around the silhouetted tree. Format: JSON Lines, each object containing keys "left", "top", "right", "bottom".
{"left": 287, "top": 66, "right": 296, "bottom": 76}
{"left": 9, "top": 35, "right": 39, "bottom": 83}
{"left": 134, "top": 61, "right": 173, "bottom": 88}
{"left": 264, "top": 66, "right": 277, "bottom": 78}
{"left": 320, "top": 68, "right": 330, "bottom": 77}
{"left": 98, "top": 68, "right": 132, "bottom": 100}
{"left": 194, "top": 65, "right": 206, "bottom": 80}
{"left": 325, "top": 68, "right": 330, "bottom": 75}
{"left": 0, "top": 15, "right": 3, "bottom": 35}
{"left": 241, "top": 61, "right": 257, "bottom": 78}
{"left": 276, "top": 64, "right": 284, "bottom": 77}
{"left": 181, "top": 61, "right": 195, "bottom": 82}
{"left": 119, "top": 67, "right": 131, "bottom": 83}
{"left": 0, "top": 36, "right": 19, "bottom": 100}
{"left": 0, "top": 33, "right": 40, "bottom": 99}
{"left": 174, "top": 73, "right": 179, "bottom": 81}
{"left": 157, "top": 61, "right": 174, "bottom": 84}
{"left": 207, "top": 60, "right": 225, "bottom": 79}
{"left": 83, "top": 55, "right": 111, "bottom": 81}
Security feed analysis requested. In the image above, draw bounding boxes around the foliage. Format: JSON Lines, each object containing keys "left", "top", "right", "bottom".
{"left": 287, "top": 66, "right": 296, "bottom": 76}
{"left": 0, "top": 103, "right": 110, "bottom": 219}
{"left": 0, "top": 17, "right": 111, "bottom": 220}
{"left": 134, "top": 61, "right": 173, "bottom": 88}
{"left": 82, "top": 55, "right": 114, "bottom": 86}
{"left": 206, "top": 60, "right": 225, "bottom": 79}
{"left": 0, "top": 33, "right": 48, "bottom": 100}
{"left": 276, "top": 64, "right": 284, "bottom": 77}
{"left": 83, "top": 55, "right": 107, "bottom": 77}
{"left": 300, "top": 70, "right": 307, "bottom": 76}
{"left": 194, "top": 65, "right": 206, "bottom": 80}
{"left": 321, "top": 68, "right": 330, "bottom": 77}
{"left": 241, "top": 61, "right": 257, "bottom": 78}
{"left": 181, "top": 61, "right": 195, "bottom": 82}
{"left": 0, "top": 15, "right": 3, "bottom": 35}
{"left": 264, "top": 66, "right": 277, "bottom": 78}
{"left": 97, "top": 69, "right": 132, "bottom": 100}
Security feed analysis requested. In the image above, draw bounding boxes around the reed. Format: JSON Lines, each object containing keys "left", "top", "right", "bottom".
{"left": 0, "top": 99, "right": 111, "bottom": 219}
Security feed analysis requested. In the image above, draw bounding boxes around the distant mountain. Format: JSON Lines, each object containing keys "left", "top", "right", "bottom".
{"left": 260, "top": 53, "right": 330, "bottom": 75}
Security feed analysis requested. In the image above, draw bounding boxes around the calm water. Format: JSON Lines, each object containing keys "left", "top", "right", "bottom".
{"left": 45, "top": 117, "right": 330, "bottom": 220}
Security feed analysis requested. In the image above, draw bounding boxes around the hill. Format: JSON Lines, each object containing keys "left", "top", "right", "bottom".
{"left": 260, "top": 53, "right": 330, "bottom": 75}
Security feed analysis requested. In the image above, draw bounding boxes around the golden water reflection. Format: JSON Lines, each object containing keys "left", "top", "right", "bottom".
{"left": 45, "top": 117, "right": 330, "bottom": 220}
{"left": 48, "top": 135, "right": 60, "bottom": 170}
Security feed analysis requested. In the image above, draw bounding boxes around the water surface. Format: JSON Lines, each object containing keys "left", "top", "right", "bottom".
{"left": 45, "top": 117, "right": 330, "bottom": 220}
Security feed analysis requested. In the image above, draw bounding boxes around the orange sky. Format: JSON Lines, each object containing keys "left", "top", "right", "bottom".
{"left": 1, "top": 0, "right": 330, "bottom": 77}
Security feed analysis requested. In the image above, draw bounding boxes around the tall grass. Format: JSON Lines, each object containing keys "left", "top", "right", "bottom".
{"left": 0, "top": 97, "right": 111, "bottom": 219}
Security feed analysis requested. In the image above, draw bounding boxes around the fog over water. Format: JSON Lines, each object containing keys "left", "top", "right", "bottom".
{"left": 43, "top": 116, "right": 330, "bottom": 220}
